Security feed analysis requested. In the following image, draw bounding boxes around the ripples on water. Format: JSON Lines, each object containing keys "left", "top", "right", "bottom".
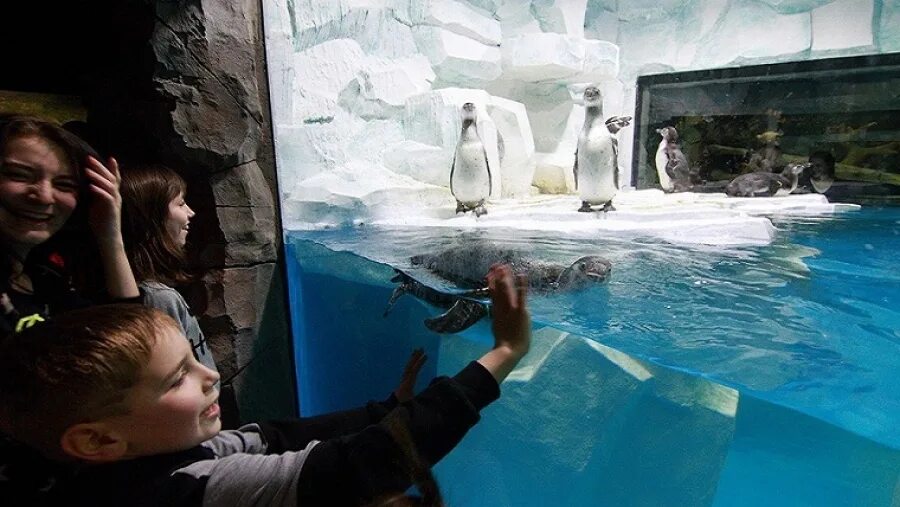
{"left": 288, "top": 207, "right": 900, "bottom": 446}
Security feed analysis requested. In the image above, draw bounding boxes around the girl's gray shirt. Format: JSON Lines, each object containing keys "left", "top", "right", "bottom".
{"left": 140, "top": 281, "right": 219, "bottom": 374}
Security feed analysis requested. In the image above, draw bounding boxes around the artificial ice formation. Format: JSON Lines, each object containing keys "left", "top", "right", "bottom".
{"left": 263, "top": 0, "right": 871, "bottom": 244}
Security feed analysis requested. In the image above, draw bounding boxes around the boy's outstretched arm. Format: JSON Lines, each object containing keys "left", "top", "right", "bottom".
{"left": 294, "top": 264, "right": 532, "bottom": 505}
{"left": 477, "top": 264, "right": 531, "bottom": 383}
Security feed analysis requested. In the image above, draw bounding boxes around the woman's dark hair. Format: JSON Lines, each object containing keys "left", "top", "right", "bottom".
{"left": 0, "top": 115, "right": 98, "bottom": 283}
{"left": 119, "top": 163, "right": 191, "bottom": 284}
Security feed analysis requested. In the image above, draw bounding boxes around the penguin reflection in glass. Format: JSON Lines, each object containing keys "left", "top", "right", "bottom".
{"left": 655, "top": 127, "right": 692, "bottom": 192}
{"left": 450, "top": 102, "right": 491, "bottom": 217}
{"left": 573, "top": 86, "right": 627, "bottom": 212}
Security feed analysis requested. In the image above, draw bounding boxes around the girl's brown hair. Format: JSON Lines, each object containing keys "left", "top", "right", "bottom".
{"left": 119, "top": 163, "right": 191, "bottom": 285}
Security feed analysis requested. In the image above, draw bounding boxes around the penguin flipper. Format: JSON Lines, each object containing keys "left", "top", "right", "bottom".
{"left": 573, "top": 147, "right": 579, "bottom": 190}
{"left": 383, "top": 284, "right": 408, "bottom": 317}
{"left": 449, "top": 154, "right": 456, "bottom": 196}
{"left": 665, "top": 159, "right": 678, "bottom": 179}
{"left": 612, "top": 139, "right": 620, "bottom": 190}
{"left": 482, "top": 145, "right": 492, "bottom": 197}
{"left": 424, "top": 299, "right": 489, "bottom": 334}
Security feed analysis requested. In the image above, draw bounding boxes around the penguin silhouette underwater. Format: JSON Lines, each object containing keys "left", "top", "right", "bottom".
{"left": 573, "top": 86, "right": 627, "bottom": 212}
{"left": 450, "top": 102, "right": 492, "bottom": 217}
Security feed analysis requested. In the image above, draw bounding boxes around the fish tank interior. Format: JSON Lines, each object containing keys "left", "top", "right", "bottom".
{"left": 633, "top": 53, "right": 900, "bottom": 200}
{"left": 263, "top": 1, "right": 900, "bottom": 505}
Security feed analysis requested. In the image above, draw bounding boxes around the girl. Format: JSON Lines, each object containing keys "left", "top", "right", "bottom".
{"left": 118, "top": 163, "right": 220, "bottom": 376}
{"left": 0, "top": 115, "right": 139, "bottom": 335}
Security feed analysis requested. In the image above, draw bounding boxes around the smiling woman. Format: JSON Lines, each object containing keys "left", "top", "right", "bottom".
{"left": 0, "top": 115, "right": 139, "bottom": 336}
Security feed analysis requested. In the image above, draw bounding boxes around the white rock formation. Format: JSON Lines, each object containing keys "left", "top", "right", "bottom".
{"left": 487, "top": 95, "right": 537, "bottom": 197}
{"left": 811, "top": 0, "right": 874, "bottom": 51}
{"left": 409, "top": 0, "right": 502, "bottom": 45}
{"left": 338, "top": 56, "right": 436, "bottom": 120}
{"left": 412, "top": 26, "right": 503, "bottom": 84}
{"left": 288, "top": 3, "right": 418, "bottom": 56}
{"left": 530, "top": 0, "right": 590, "bottom": 38}
{"left": 291, "top": 39, "right": 366, "bottom": 122}
{"left": 501, "top": 34, "right": 618, "bottom": 83}
{"left": 693, "top": 3, "right": 811, "bottom": 68}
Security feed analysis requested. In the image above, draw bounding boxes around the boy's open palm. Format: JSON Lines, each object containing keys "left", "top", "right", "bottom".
{"left": 394, "top": 348, "right": 427, "bottom": 402}
{"left": 487, "top": 265, "right": 530, "bottom": 357}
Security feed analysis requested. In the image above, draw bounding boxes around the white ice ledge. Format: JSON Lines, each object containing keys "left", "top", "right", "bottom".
{"left": 284, "top": 189, "right": 860, "bottom": 247}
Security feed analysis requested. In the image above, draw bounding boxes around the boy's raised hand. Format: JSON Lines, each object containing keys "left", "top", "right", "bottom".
{"left": 488, "top": 264, "right": 530, "bottom": 358}
{"left": 394, "top": 348, "right": 427, "bottom": 402}
{"left": 478, "top": 264, "right": 531, "bottom": 383}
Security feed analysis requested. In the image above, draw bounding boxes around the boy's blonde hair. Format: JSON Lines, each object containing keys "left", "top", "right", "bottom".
{"left": 0, "top": 305, "right": 177, "bottom": 455}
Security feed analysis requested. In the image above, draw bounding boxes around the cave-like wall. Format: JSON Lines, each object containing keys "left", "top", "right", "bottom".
{"left": 0, "top": 0, "right": 296, "bottom": 420}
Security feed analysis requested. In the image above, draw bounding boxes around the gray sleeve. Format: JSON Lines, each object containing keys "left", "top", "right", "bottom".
{"left": 141, "top": 283, "right": 219, "bottom": 374}
{"left": 175, "top": 426, "right": 319, "bottom": 507}
{"left": 202, "top": 424, "right": 268, "bottom": 455}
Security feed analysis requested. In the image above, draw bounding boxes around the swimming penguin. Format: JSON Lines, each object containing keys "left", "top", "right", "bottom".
{"left": 725, "top": 162, "right": 810, "bottom": 197}
{"left": 573, "top": 86, "right": 618, "bottom": 212}
{"left": 450, "top": 102, "right": 492, "bottom": 217}
{"left": 655, "top": 127, "right": 691, "bottom": 192}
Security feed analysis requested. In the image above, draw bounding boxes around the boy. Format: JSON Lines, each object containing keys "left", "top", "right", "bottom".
{"left": 0, "top": 265, "right": 530, "bottom": 506}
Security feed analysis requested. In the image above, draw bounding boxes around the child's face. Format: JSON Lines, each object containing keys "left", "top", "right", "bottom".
{"left": 0, "top": 135, "right": 79, "bottom": 254}
{"left": 166, "top": 191, "right": 195, "bottom": 248}
{"left": 105, "top": 323, "right": 221, "bottom": 456}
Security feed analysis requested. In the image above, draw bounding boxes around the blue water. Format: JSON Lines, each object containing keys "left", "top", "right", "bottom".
{"left": 285, "top": 207, "right": 900, "bottom": 506}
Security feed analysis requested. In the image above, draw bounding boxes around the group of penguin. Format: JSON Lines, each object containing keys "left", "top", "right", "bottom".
{"left": 449, "top": 86, "right": 820, "bottom": 216}
{"left": 450, "top": 86, "right": 630, "bottom": 216}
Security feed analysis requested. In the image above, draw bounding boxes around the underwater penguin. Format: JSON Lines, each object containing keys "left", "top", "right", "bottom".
{"left": 655, "top": 127, "right": 691, "bottom": 192}
{"left": 573, "top": 86, "right": 618, "bottom": 212}
{"left": 725, "top": 162, "right": 810, "bottom": 197}
{"left": 450, "top": 102, "right": 492, "bottom": 217}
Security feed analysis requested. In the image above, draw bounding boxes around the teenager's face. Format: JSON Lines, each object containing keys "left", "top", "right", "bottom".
{"left": 166, "top": 192, "right": 195, "bottom": 248}
{"left": 109, "top": 324, "right": 221, "bottom": 456}
{"left": 0, "top": 135, "right": 79, "bottom": 255}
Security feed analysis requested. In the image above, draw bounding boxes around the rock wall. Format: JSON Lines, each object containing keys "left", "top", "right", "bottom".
{"left": 86, "top": 0, "right": 295, "bottom": 421}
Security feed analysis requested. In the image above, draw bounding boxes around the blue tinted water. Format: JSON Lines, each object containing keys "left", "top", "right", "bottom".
{"left": 285, "top": 206, "right": 900, "bottom": 506}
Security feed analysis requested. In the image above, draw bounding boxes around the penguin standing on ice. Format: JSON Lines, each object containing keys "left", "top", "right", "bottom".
{"left": 655, "top": 127, "right": 691, "bottom": 192}
{"left": 573, "top": 86, "right": 618, "bottom": 212}
{"left": 450, "top": 102, "right": 491, "bottom": 217}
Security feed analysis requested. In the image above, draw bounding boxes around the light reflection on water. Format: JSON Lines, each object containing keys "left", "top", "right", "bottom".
{"left": 286, "top": 207, "right": 900, "bottom": 447}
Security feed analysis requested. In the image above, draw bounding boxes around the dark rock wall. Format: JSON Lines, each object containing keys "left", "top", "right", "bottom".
{"left": 82, "top": 0, "right": 296, "bottom": 420}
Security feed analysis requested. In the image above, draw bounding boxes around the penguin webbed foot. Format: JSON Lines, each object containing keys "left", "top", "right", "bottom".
{"left": 601, "top": 201, "right": 615, "bottom": 212}
{"left": 455, "top": 201, "right": 466, "bottom": 214}
{"left": 424, "top": 299, "right": 489, "bottom": 334}
{"left": 578, "top": 201, "right": 594, "bottom": 212}
{"left": 473, "top": 205, "right": 487, "bottom": 217}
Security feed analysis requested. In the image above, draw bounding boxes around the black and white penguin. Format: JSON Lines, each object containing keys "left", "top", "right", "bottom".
{"left": 450, "top": 102, "right": 492, "bottom": 217}
{"left": 655, "top": 127, "right": 691, "bottom": 192}
{"left": 725, "top": 162, "right": 810, "bottom": 197}
{"left": 573, "top": 86, "right": 618, "bottom": 212}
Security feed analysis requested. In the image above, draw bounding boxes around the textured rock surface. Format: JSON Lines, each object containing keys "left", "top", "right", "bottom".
{"left": 100, "top": 0, "right": 292, "bottom": 411}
